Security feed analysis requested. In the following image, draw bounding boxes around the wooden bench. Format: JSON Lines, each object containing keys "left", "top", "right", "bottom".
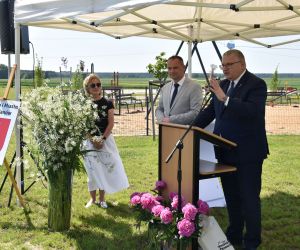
{"left": 267, "top": 88, "right": 299, "bottom": 105}
{"left": 115, "top": 93, "right": 143, "bottom": 113}
{"left": 286, "top": 89, "right": 299, "bottom": 105}
{"left": 267, "top": 90, "right": 287, "bottom": 105}
{"left": 102, "top": 86, "right": 122, "bottom": 115}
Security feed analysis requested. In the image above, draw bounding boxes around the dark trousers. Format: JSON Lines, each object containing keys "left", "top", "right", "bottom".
{"left": 221, "top": 161, "right": 263, "bottom": 248}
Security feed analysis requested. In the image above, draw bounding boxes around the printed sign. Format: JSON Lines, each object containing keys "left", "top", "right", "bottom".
{"left": 0, "top": 100, "right": 20, "bottom": 165}
{"left": 0, "top": 117, "right": 11, "bottom": 150}
{"left": 198, "top": 216, "right": 234, "bottom": 250}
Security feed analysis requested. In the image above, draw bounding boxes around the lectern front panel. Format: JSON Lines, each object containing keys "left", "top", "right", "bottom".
{"left": 159, "top": 125, "right": 195, "bottom": 203}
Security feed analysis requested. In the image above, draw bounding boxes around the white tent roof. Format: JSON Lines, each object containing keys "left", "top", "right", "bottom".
{"left": 15, "top": 0, "right": 300, "bottom": 47}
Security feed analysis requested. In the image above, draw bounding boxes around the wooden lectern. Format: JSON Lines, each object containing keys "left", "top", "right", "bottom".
{"left": 158, "top": 122, "right": 237, "bottom": 205}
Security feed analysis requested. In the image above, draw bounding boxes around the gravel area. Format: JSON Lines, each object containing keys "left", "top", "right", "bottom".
{"left": 112, "top": 105, "right": 300, "bottom": 136}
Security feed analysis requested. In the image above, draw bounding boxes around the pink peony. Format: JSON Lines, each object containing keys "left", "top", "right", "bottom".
{"left": 130, "top": 195, "right": 141, "bottom": 205}
{"left": 182, "top": 203, "right": 198, "bottom": 221}
{"left": 177, "top": 219, "right": 195, "bottom": 237}
{"left": 197, "top": 199, "right": 209, "bottom": 215}
{"left": 169, "top": 192, "right": 177, "bottom": 200}
{"left": 140, "top": 193, "right": 158, "bottom": 211}
{"left": 160, "top": 207, "right": 173, "bottom": 224}
{"left": 155, "top": 195, "right": 164, "bottom": 202}
{"left": 154, "top": 180, "right": 167, "bottom": 190}
{"left": 171, "top": 195, "right": 186, "bottom": 210}
{"left": 151, "top": 205, "right": 165, "bottom": 217}
{"left": 130, "top": 192, "right": 140, "bottom": 199}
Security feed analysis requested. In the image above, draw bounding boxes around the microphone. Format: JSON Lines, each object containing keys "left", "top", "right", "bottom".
{"left": 209, "top": 64, "right": 217, "bottom": 79}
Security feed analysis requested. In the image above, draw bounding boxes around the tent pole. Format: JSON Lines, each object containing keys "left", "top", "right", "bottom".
{"left": 14, "top": 22, "right": 22, "bottom": 206}
{"left": 194, "top": 46, "right": 209, "bottom": 85}
{"left": 184, "top": 42, "right": 197, "bottom": 73}
{"left": 175, "top": 41, "right": 184, "bottom": 56}
{"left": 187, "top": 25, "right": 193, "bottom": 78}
{"left": 8, "top": 54, "right": 11, "bottom": 76}
{"left": 188, "top": 41, "right": 192, "bottom": 77}
{"left": 212, "top": 41, "right": 222, "bottom": 62}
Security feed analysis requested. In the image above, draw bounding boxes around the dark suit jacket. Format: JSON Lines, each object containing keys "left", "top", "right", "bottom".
{"left": 195, "top": 70, "right": 269, "bottom": 164}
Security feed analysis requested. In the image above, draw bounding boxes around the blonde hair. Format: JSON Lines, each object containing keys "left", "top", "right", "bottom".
{"left": 82, "top": 74, "right": 101, "bottom": 95}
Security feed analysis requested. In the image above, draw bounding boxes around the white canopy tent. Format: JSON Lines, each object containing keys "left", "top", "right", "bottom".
{"left": 15, "top": 0, "right": 300, "bottom": 46}
{"left": 13, "top": 0, "right": 300, "bottom": 93}
{"left": 12, "top": 0, "right": 300, "bottom": 194}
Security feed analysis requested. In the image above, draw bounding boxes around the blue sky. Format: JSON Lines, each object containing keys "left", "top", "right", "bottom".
{"left": 1, "top": 26, "right": 300, "bottom": 74}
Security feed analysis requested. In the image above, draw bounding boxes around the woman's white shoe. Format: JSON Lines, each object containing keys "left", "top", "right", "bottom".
{"left": 100, "top": 201, "right": 108, "bottom": 209}
{"left": 85, "top": 199, "right": 97, "bottom": 208}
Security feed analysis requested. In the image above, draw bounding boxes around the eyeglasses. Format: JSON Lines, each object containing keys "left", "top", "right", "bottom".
{"left": 89, "top": 82, "right": 101, "bottom": 88}
{"left": 219, "top": 61, "right": 241, "bottom": 69}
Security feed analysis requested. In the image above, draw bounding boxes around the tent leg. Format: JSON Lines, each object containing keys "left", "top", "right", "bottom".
{"left": 212, "top": 41, "right": 222, "bottom": 62}
{"left": 194, "top": 46, "right": 210, "bottom": 85}
{"left": 175, "top": 41, "right": 184, "bottom": 56}
{"left": 14, "top": 22, "right": 22, "bottom": 206}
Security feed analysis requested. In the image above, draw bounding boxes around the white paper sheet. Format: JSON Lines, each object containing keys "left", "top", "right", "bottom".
{"left": 199, "top": 121, "right": 226, "bottom": 207}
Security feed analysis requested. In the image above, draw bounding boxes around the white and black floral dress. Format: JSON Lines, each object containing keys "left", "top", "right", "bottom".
{"left": 82, "top": 97, "right": 129, "bottom": 194}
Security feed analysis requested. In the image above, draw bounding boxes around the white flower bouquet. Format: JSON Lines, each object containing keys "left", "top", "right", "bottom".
{"left": 21, "top": 86, "right": 98, "bottom": 172}
{"left": 21, "top": 86, "right": 98, "bottom": 231}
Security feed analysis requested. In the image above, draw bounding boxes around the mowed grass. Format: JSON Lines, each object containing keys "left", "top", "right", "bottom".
{"left": 0, "top": 135, "right": 300, "bottom": 249}
{"left": 0, "top": 137, "right": 158, "bottom": 250}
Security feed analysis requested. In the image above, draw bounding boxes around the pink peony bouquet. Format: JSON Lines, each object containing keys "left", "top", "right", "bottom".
{"left": 130, "top": 180, "right": 209, "bottom": 249}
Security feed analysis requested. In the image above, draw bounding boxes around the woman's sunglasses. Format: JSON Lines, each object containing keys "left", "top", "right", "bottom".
{"left": 89, "top": 82, "right": 101, "bottom": 88}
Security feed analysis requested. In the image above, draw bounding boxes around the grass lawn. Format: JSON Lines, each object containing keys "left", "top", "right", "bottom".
{"left": 0, "top": 135, "right": 300, "bottom": 249}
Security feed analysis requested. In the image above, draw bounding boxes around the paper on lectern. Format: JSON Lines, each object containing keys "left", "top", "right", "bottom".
{"left": 199, "top": 121, "right": 226, "bottom": 207}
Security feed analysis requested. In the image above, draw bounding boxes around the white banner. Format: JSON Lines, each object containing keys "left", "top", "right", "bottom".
{"left": 0, "top": 100, "right": 20, "bottom": 165}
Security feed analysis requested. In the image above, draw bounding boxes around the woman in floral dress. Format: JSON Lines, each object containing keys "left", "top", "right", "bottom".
{"left": 82, "top": 74, "right": 129, "bottom": 208}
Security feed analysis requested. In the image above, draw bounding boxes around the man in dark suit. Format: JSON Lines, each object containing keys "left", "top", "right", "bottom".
{"left": 194, "top": 49, "right": 268, "bottom": 250}
{"left": 155, "top": 55, "right": 202, "bottom": 125}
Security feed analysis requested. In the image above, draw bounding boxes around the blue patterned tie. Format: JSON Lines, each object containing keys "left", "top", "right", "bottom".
{"left": 227, "top": 81, "right": 235, "bottom": 97}
{"left": 170, "top": 83, "right": 179, "bottom": 107}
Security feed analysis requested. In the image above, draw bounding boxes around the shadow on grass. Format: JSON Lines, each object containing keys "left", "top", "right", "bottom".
{"left": 66, "top": 203, "right": 150, "bottom": 250}
{"left": 1, "top": 191, "right": 299, "bottom": 249}
{"left": 211, "top": 191, "right": 300, "bottom": 250}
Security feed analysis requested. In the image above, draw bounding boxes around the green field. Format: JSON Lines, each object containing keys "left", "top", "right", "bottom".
{"left": 0, "top": 78, "right": 152, "bottom": 89}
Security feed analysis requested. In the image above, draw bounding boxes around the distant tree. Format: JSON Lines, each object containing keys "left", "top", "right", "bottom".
{"left": 71, "top": 60, "right": 85, "bottom": 90}
{"left": 146, "top": 52, "right": 168, "bottom": 82}
{"left": 34, "top": 55, "right": 44, "bottom": 88}
{"left": 79, "top": 60, "right": 85, "bottom": 72}
{"left": 0, "top": 64, "right": 8, "bottom": 78}
{"left": 0, "top": 64, "right": 8, "bottom": 71}
{"left": 61, "top": 57, "right": 68, "bottom": 70}
{"left": 270, "top": 66, "right": 280, "bottom": 91}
